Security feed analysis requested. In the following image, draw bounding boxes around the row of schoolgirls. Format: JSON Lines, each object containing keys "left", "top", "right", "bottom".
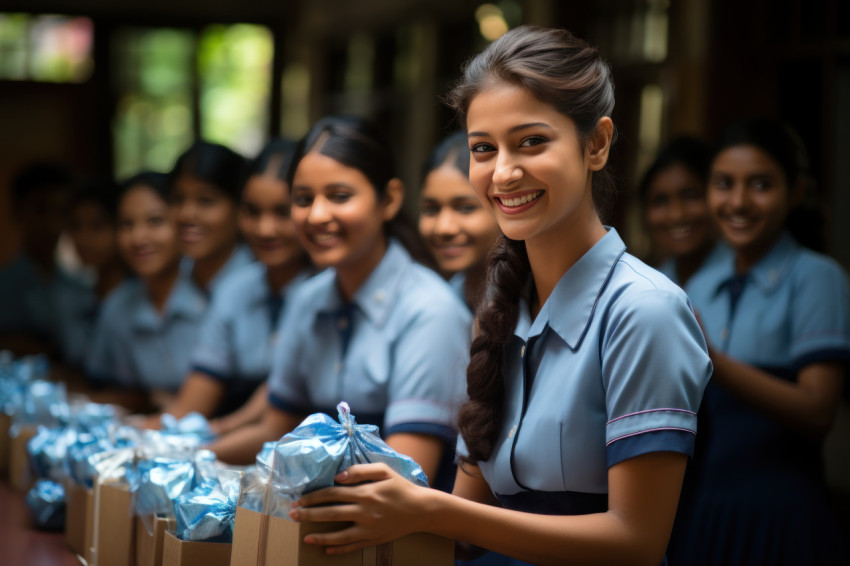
{"left": 2, "top": 24, "right": 849, "bottom": 566}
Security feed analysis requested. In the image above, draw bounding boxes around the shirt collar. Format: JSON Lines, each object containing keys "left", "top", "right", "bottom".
{"left": 701, "top": 233, "right": 797, "bottom": 298}
{"left": 132, "top": 274, "right": 207, "bottom": 331}
{"left": 317, "top": 239, "right": 410, "bottom": 327}
{"left": 518, "top": 228, "right": 625, "bottom": 351}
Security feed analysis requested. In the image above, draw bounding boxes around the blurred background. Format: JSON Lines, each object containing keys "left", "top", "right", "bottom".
{"left": 0, "top": 0, "right": 847, "bottom": 267}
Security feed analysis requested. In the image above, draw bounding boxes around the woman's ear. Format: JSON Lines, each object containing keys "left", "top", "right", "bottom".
{"left": 381, "top": 178, "right": 405, "bottom": 222}
{"left": 587, "top": 117, "right": 614, "bottom": 172}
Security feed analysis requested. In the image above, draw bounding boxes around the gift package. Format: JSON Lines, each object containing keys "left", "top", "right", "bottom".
{"left": 1, "top": 352, "right": 454, "bottom": 566}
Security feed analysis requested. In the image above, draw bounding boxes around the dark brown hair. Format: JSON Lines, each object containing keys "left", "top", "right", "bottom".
{"left": 451, "top": 26, "right": 616, "bottom": 463}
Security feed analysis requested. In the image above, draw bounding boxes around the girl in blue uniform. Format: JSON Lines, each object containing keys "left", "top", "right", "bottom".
{"left": 287, "top": 27, "right": 711, "bottom": 566}
{"left": 155, "top": 139, "right": 312, "bottom": 427}
{"left": 86, "top": 172, "right": 208, "bottom": 405}
{"left": 419, "top": 132, "right": 502, "bottom": 309}
{"left": 639, "top": 136, "right": 717, "bottom": 286}
{"left": 667, "top": 118, "right": 849, "bottom": 565}
{"left": 169, "top": 141, "right": 253, "bottom": 298}
{"left": 210, "top": 116, "right": 471, "bottom": 490}
{"left": 55, "top": 180, "right": 127, "bottom": 370}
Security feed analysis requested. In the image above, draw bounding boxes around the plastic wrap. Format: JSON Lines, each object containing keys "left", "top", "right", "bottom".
{"left": 236, "top": 441, "right": 277, "bottom": 512}
{"left": 159, "top": 412, "right": 216, "bottom": 444}
{"left": 174, "top": 468, "right": 242, "bottom": 542}
{"left": 28, "top": 426, "right": 77, "bottom": 481}
{"left": 25, "top": 479, "right": 66, "bottom": 530}
{"left": 9, "top": 379, "right": 67, "bottom": 436}
{"left": 264, "top": 402, "right": 428, "bottom": 518}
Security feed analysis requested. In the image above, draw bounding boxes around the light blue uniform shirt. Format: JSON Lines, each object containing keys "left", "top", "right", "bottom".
{"left": 459, "top": 229, "right": 711, "bottom": 514}
{"left": 267, "top": 240, "right": 471, "bottom": 441}
{"left": 53, "top": 275, "right": 127, "bottom": 368}
{"left": 179, "top": 244, "right": 254, "bottom": 301}
{"left": 685, "top": 232, "right": 850, "bottom": 370}
{"left": 85, "top": 274, "right": 208, "bottom": 390}
{"left": 190, "top": 262, "right": 310, "bottom": 383}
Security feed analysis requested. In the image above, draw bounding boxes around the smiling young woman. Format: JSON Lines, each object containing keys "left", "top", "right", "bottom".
{"left": 208, "top": 117, "right": 471, "bottom": 494}
{"left": 668, "top": 119, "right": 850, "bottom": 565}
{"left": 285, "top": 27, "right": 711, "bottom": 566}
{"left": 419, "top": 132, "right": 502, "bottom": 309}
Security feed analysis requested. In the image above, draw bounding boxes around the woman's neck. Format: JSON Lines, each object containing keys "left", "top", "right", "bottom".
{"left": 335, "top": 237, "right": 388, "bottom": 303}
{"left": 192, "top": 243, "right": 236, "bottom": 293}
{"left": 265, "top": 257, "right": 307, "bottom": 293}
{"left": 144, "top": 261, "right": 180, "bottom": 313}
{"left": 95, "top": 259, "right": 126, "bottom": 300}
{"left": 734, "top": 231, "right": 784, "bottom": 274}
{"left": 525, "top": 207, "right": 606, "bottom": 319}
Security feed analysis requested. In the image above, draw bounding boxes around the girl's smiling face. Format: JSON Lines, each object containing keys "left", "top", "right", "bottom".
{"left": 645, "top": 163, "right": 713, "bottom": 259}
{"left": 290, "top": 151, "right": 400, "bottom": 273}
{"left": 465, "top": 83, "right": 604, "bottom": 246}
{"left": 419, "top": 164, "right": 501, "bottom": 275}
{"left": 708, "top": 144, "right": 791, "bottom": 269}
{"left": 239, "top": 174, "right": 303, "bottom": 269}
{"left": 117, "top": 185, "right": 180, "bottom": 278}
{"left": 170, "top": 175, "right": 239, "bottom": 260}
{"left": 68, "top": 201, "right": 117, "bottom": 269}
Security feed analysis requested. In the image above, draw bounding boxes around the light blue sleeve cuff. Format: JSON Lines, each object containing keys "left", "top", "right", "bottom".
{"left": 606, "top": 407, "right": 697, "bottom": 446}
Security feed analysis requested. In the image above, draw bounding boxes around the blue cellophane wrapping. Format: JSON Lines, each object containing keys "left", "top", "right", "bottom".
{"left": 264, "top": 402, "right": 428, "bottom": 519}
{"left": 25, "top": 479, "right": 66, "bottom": 530}
{"left": 29, "top": 426, "right": 77, "bottom": 481}
{"left": 174, "top": 468, "right": 242, "bottom": 542}
{"left": 10, "top": 379, "right": 67, "bottom": 436}
{"left": 133, "top": 450, "right": 217, "bottom": 517}
{"left": 236, "top": 441, "right": 277, "bottom": 512}
{"left": 159, "top": 412, "right": 216, "bottom": 445}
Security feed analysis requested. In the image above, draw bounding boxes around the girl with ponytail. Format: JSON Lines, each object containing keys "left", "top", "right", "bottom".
{"left": 287, "top": 26, "right": 711, "bottom": 566}
{"left": 209, "top": 116, "right": 470, "bottom": 493}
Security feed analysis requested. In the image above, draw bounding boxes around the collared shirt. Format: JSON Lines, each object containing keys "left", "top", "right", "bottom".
{"left": 460, "top": 229, "right": 711, "bottom": 513}
{"left": 54, "top": 275, "right": 125, "bottom": 368}
{"left": 190, "top": 262, "right": 311, "bottom": 383}
{"left": 85, "top": 273, "right": 208, "bottom": 390}
{"left": 685, "top": 232, "right": 850, "bottom": 369}
{"left": 179, "top": 244, "right": 254, "bottom": 302}
{"left": 267, "top": 240, "right": 471, "bottom": 441}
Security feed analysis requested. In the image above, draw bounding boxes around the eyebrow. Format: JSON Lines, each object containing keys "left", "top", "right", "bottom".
{"left": 468, "top": 122, "right": 553, "bottom": 138}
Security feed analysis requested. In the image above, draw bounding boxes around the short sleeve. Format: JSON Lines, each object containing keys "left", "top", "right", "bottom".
{"left": 190, "top": 292, "right": 235, "bottom": 380}
{"left": 601, "top": 289, "right": 712, "bottom": 467}
{"left": 384, "top": 301, "right": 470, "bottom": 442}
{"left": 789, "top": 257, "right": 850, "bottom": 368}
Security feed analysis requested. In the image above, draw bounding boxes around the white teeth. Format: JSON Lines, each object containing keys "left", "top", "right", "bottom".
{"left": 669, "top": 226, "right": 692, "bottom": 238}
{"left": 727, "top": 215, "right": 752, "bottom": 227}
{"left": 498, "top": 191, "right": 542, "bottom": 208}
{"left": 313, "top": 233, "right": 338, "bottom": 243}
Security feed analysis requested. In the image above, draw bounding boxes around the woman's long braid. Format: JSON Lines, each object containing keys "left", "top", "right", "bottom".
{"left": 458, "top": 236, "right": 530, "bottom": 463}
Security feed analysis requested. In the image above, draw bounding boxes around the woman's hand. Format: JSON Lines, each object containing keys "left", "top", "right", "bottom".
{"left": 289, "top": 463, "right": 432, "bottom": 554}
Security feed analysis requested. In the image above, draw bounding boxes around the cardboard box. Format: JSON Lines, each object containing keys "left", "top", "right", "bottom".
{"left": 136, "top": 516, "right": 176, "bottom": 566}
{"left": 0, "top": 412, "right": 10, "bottom": 476}
{"left": 162, "top": 531, "right": 232, "bottom": 566}
{"left": 65, "top": 481, "right": 92, "bottom": 555}
{"left": 8, "top": 425, "right": 37, "bottom": 492}
{"left": 91, "top": 482, "right": 136, "bottom": 566}
{"left": 230, "top": 507, "right": 454, "bottom": 566}
{"left": 86, "top": 488, "right": 95, "bottom": 563}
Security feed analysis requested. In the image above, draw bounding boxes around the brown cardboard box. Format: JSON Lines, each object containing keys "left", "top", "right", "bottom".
{"left": 65, "top": 481, "right": 92, "bottom": 555}
{"left": 230, "top": 507, "right": 454, "bottom": 566}
{"left": 91, "top": 482, "right": 136, "bottom": 566}
{"left": 162, "top": 531, "right": 232, "bottom": 566}
{"left": 136, "top": 516, "right": 176, "bottom": 566}
{"left": 8, "top": 425, "right": 37, "bottom": 492}
{"left": 0, "top": 412, "right": 10, "bottom": 476}
{"left": 85, "top": 488, "right": 95, "bottom": 563}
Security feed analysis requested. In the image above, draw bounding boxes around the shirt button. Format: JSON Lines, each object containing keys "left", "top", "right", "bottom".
{"left": 720, "top": 328, "right": 729, "bottom": 340}
{"left": 374, "top": 290, "right": 386, "bottom": 303}
{"left": 334, "top": 361, "right": 342, "bottom": 373}
{"left": 338, "top": 317, "right": 348, "bottom": 330}
{"left": 508, "top": 424, "right": 518, "bottom": 439}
